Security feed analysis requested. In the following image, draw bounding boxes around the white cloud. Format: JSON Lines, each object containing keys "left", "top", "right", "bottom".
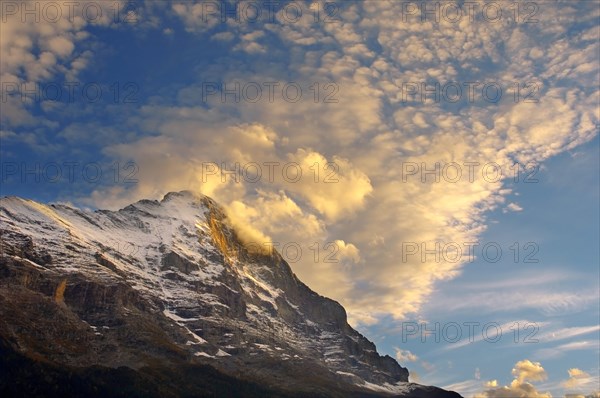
{"left": 394, "top": 348, "right": 418, "bottom": 363}
{"left": 564, "top": 368, "right": 592, "bottom": 389}
{"left": 470, "top": 361, "right": 600, "bottom": 398}
{"left": 535, "top": 341, "right": 599, "bottom": 360}
{"left": 442, "top": 379, "right": 483, "bottom": 398}
{"left": 171, "top": 2, "right": 220, "bottom": 33}
{"left": 512, "top": 360, "right": 547, "bottom": 384}
{"left": 504, "top": 202, "right": 523, "bottom": 213}
{"left": 427, "top": 288, "right": 597, "bottom": 317}
{"left": 46, "top": 36, "right": 75, "bottom": 57}
{"left": 537, "top": 325, "right": 600, "bottom": 344}
{"left": 333, "top": 240, "right": 360, "bottom": 264}
{"left": 474, "top": 359, "right": 551, "bottom": 398}
{"left": 211, "top": 31, "right": 234, "bottom": 41}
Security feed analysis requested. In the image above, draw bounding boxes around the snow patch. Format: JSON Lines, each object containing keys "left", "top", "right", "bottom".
{"left": 186, "top": 329, "right": 207, "bottom": 344}
{"left": 336, "top": 371, "right": 359, "bottom": 378}
{"left": 359, "top": 381, "right": 413, "bottom": 394}
{"left": 194, "top": 352, "right": 214, "bottom": 358}
{"left": 215, "top": 349, "right": 231, "bottom": 357}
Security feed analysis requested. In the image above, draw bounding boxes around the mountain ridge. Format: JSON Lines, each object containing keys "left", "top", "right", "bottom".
{"left": 0, "top": 191, "right": 462, "bottom": 397}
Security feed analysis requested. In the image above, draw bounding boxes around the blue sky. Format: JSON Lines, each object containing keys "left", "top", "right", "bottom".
{"left": 1, "top": 1, "right": 599, "bottom": 397}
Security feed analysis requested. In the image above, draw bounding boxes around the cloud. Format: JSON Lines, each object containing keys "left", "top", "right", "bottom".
{"left": 475, "top": 382, "right": 552, "bottom": 398}
{"left": 211, "top": 31, "right": 234, "bottom": 41}
{"left": 46, "top": 36, "right": 75, "bottom": 57}
{"left": 234, "top": 30, "right": 267, "bottom": 54}
{"left": 442, "top": 379, "right": 483, "bottom": 397}
{"left": 428, "top": 288, "right": 597, "bottom": 317}
{"left": 564, "top": 369, "right": 592, "bottom": 388}
{"left": 537, "top": 325, "right": 600, "bottom": 344}
{"left": 20, "top": 0, "right": 597, "bottom": 326}
{"left": 394, "top": 348, "right": 418, "bottom": 363}
{"left": 504, "top": 202, "right": 523, "bottom": 213}
{"left": 474, "top": 359, "right": 551, "bottom": 398}
{"left": 535, "top": 340, "right": 599, "bottom": 360}
{"left": 424, "top": 270, "right": 597, "bottom": 317}
{"left": 224, "top": 199, "right": 275, "bottom": 253}
{"left": 512, "top": 360, "right": 548, "bottom": 384}
{"left": 472, "top": 361, "right": 600, "bottom": 398}
{"left": 283, "top": 149, "right": 373, "bottom": 221}
{"left": 409, "top": 370, "right": 421, "bottom": 383}
{"left": 0, "top": 0, "right": 136, "bottom": 133}
{"left": 171, "top": 2, "right": 220, "bottom": 33}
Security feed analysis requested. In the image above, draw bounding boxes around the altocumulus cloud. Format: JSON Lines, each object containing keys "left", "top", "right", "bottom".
{"left": 2, "top": 1, "right": 598, "bottom": 326}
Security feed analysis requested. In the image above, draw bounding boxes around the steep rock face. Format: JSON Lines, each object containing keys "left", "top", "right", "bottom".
{"left": 0, "top": 192, "right": 462, "bottom": 397}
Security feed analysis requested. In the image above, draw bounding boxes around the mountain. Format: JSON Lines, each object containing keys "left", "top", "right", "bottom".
{"left": 0, "top": 191, "right": 462, "bottom": 398}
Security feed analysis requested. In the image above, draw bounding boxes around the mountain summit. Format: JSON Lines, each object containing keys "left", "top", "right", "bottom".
{"left": 0, "top": 191, "right": 462, "bottom": 397}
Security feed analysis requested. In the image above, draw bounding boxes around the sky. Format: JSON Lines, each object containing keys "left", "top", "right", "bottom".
{"left": 1, "top": 1, "right": 599, "bottom": 397}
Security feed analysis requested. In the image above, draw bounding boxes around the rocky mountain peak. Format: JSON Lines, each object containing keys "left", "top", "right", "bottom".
{"left": 0, "top": 192, "right": 462, "bottom": 397}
